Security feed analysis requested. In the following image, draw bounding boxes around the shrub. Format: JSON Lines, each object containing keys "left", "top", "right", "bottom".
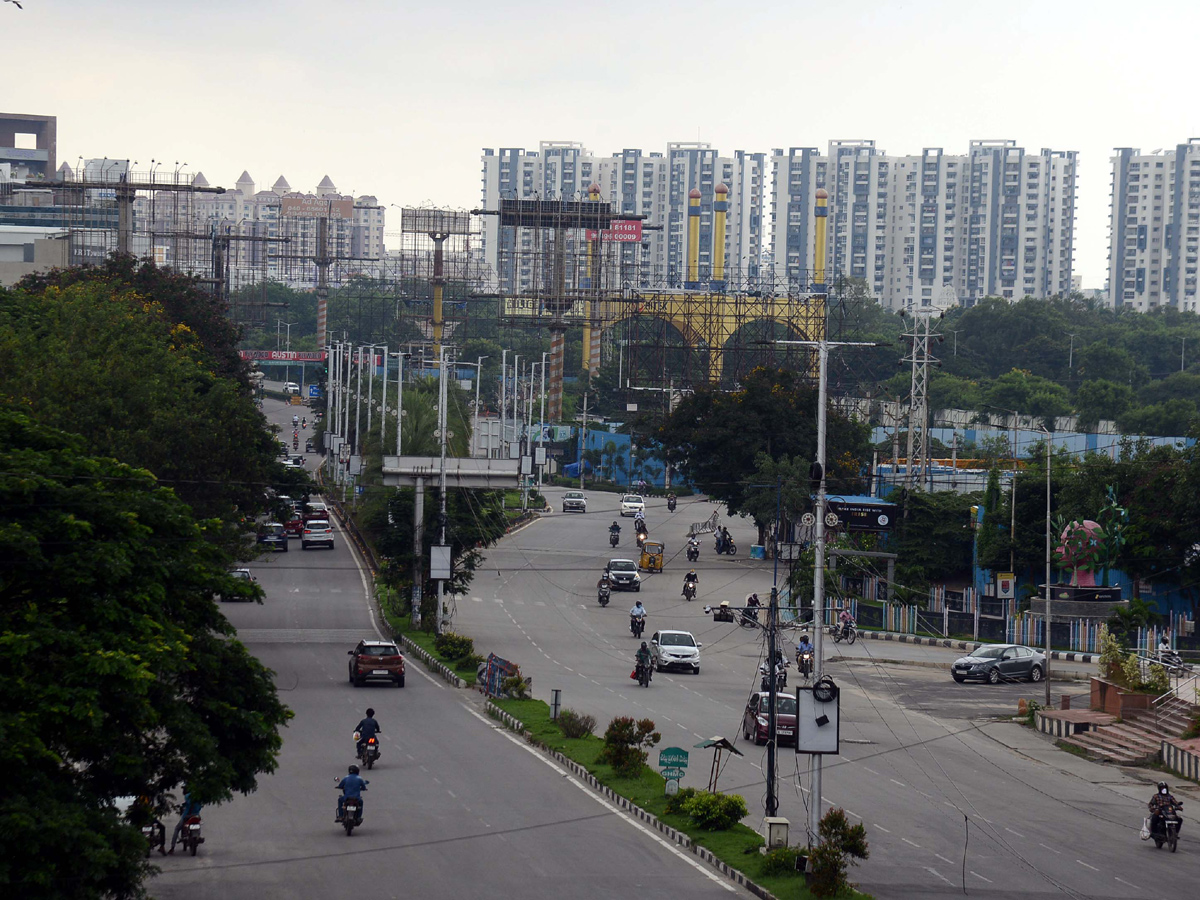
{"left": 557, "top": 709, "right": 597, "bottom": 740}
{"left": 1143, "top": 662, "right": 1170, "bottom": 694}
{"left": 679, "top": 790, "right": 748, "bottom": 831}
{"left": 456, "top": 653, "right": 485, "bottom": 672}
{"left": 761, "top": 845, "right": 806, "bottom": 877}
{"left": 808, "top": 808, "right": 869, "bottom": 897}
{"left": 1120, "top": 651, "right": 1142, "bottom": 689}
{"left": 501, "top": 675, "right": 530, "bottom": 699}
{"left": 1098, "top": 624, "right": 1125, "bottom": 681}
{"left": 597, "top": 716, "right": 661, "bottom": 777}
{"left": 663, "top": 786, "right": 698, "bottom": 816}
{"left": 434, "top": 631, "right": 475, "bottom": 660}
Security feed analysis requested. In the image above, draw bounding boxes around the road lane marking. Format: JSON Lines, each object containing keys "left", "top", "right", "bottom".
{"left": 1004, "top": 826, "right": 1025, "bottom": 838}
{"left": 889, "top": 779, "right": 906, "bottom": 787}
{"left": 1115, "top": 876, "right": 1139, "bottom": 889}
{"left": 864, "top": 767, "right": 880, "bottom": 775}
{"left": 970, "top": 871, "right": 992, "bottom": 883}
{"left": 934, "top": 853, "right": 954, "bottom": 865}
{"left": 1076, "top": 860, "right": 1099, "bottom": 872}
{"left": 901, "top": 838, "right": 920, "bottom": 848}
{"left": 1038, "top": 842, "right": 1061, "bottom": 854}
{"left": 463, "top": 706, "right": 735, "bottom": 892}
{"left": 925, "top": 868, "right": 954, "bottom": 886}
{"left": 873, "top": 823, "right": 891, "bottom": 833}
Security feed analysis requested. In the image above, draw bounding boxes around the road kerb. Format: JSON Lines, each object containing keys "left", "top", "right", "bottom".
{"left": 482, "top": 700, "right": 779, "bottom": 899}
{"left": 397, "top": 635, "right": 466, "bottom": 688}
{"left": 827, "top": 654, "right": 1091, "bottom": 682}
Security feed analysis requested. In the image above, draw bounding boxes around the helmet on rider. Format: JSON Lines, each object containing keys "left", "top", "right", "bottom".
{"left": 348, "top": 765, "right": 360, "bottom": 775}
{"left": 641, "top": 641, "right": 648, "bottom": 650}
{"left": 1158, "top": 781, "right": 1170, "bottom": 793}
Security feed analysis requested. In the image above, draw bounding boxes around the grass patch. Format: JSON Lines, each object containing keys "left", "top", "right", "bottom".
{"left": 1055, "top": 739, "right": 1091, "bottom": 759}
{"left": 492, "top": 698, "right": 871, "bottom": 899}
{"left": 384, "top": 613, "right": 477, "bottom": 685}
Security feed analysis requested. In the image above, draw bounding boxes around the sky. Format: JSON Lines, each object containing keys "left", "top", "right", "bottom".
{"left": 5, "top": 0, "right": 1200, "bottom": 289}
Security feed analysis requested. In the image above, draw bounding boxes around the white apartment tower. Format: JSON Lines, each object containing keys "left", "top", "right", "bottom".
{"left": 771, "top": 140, "right": 1077, "bottom": 308}
{"left": 1108, "top": 140, "right": 1200, "bottom": 311}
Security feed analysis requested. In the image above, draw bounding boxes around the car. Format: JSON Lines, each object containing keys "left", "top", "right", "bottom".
{"left": 348, "top": 639, "right": 405, "bottom": 687}
{"left": 620, "top": 494, "right": 646, "bottom": 517}
{"left": 218, "top": 568, "right": 258, "bottom": 602}
{"left": 284, "top": 382, "right": 301, "bottom": 395}
{"left": 284, "top": 514, "right": 304, "bottom": 538}
{"left": 742, "top": 692, "right": 798, "bottom": 746}
{"left": 562, "top": 491, "right": 587, "bottom": 513}
{"left": 305, "top": 439, "right": 315, "bottom": 453}
{"left": 606, "top": 558, "right": 641, "bottom": 591}
{"left": 290, "top": 455, "right": 305, "bottom": 466}
{"left": 650, "top": 630, "right": 701, "bottom": 674}
{"left": 257, "top": 522, "right": 288, "bottom": 552}
{"left": 303, "top": 500, "right": 330, "bottom": 523}
{"left": 302, "top": 519, "right": 335, "bottom": 550}
{"left": 951, "top": 644, "right": 1046, "bottom": 684}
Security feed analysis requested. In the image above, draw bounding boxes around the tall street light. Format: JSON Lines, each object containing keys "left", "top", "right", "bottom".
{"left": 471, "top": 356, "right": 489, "bottom": 458}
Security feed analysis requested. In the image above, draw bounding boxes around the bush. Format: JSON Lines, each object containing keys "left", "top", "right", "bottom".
{"left": 434, "top": 631, "right": 475, "bottom": 660}
{"left": 679, "top": 790, "right": 748, "bottom": 831}
{"left": 761, "top": 845, "right": 806, "bottom": 877}
{"left": 1098, "top": 624, "right": 1125, "bottom": 681}
{"left": 456, "top": 653, "right": 485, "bottom": 672}
{"left": 663, "top": 786, "right": 698, "bottom": 816}
{"left": 557, "top": 709, "right": 597, "bottom": 740}
{"left": 597, "top": 716, "right": 661, "bottom": 777}
{"left": 808, "top": 808, "right": 869, "bottom": 897}
{"left": 501, "top": 675, "right": 530, "bottom": 699}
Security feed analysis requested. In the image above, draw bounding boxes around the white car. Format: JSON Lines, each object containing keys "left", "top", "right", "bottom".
{"left": 650, "top": 630, "right": 701, "bottom": 674}
{"left": 302, "top": 519, "right": 335, "bottom": 550}
{"left": 284, "top": 382, "right": 301, "bottom": 395}
{"left": 620, "top": 494, "right": 645, "bottom": 517}
{"left": 562, "top": 491, "right": 587, "bottom": 513}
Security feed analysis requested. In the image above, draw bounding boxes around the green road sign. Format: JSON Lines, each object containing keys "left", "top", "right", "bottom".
{"left": 659, "top": 766, "right": 686, "bottom": 780}
{"left": 658, "top": 747, "right": 689, "bottom": 768}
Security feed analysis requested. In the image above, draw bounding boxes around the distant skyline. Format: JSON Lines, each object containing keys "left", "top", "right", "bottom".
{"left": 6, "top": 0, "right": 1200, "bottom": 290}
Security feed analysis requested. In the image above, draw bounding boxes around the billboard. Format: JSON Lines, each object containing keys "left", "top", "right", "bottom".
{"left": 239, "top": 350, "right": 327, "bottom": 362}
{"left": 586, "top": 219, "right": 643, "bottom": 242}
{"left": 281, "top": 197, "right": 354, "bottom": 220}
{"left": 825, "top": 499, "right": 899, "bottom": 533}
{"left": 500, "top": 297, "right": 586, "bottom": 319}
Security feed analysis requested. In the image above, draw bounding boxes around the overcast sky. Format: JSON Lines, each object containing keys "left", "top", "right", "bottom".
{"left": 6, "top": 0, "right": 1199, "bottom": 288}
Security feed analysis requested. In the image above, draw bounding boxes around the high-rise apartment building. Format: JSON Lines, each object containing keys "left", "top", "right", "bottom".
{"left": 771, "top": 140, "right": 1077, "bottom": 308}
{"left": 479, "top": 141, "right": 764, "bottom": 293}
{"left": 1108, "top": 140, "right": 1200, "bottom": 311}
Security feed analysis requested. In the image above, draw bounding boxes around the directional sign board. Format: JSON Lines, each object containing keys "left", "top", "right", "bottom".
{"left": 658, "top": 747, "right": 689, "bottom": 769}
{"left": 308, "top": 384, "right": 322, "bottom": 399}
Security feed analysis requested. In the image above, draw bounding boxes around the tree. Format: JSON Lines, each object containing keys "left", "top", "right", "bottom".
{"left": 0, "top": 409, "right": 291, "bottom": 899}
{"left": 887, "top": 490, "right": 979, "bottom": 597}
{"left": 1117, "top": 399, "right": 1198, "bottom": 437}
{"left": 740, "top": 453, "right": 812, "bottom": 546}
{"left": 983, "top": 370, "right": 1072, "bottom": 423}
{"left": 1073, "top": 379, "right": 1135, "bottom": 431}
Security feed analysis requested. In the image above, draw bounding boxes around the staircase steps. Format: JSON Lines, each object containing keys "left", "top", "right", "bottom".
{"left": 1060, "top": 732, "right": 1143, "bottom": 765}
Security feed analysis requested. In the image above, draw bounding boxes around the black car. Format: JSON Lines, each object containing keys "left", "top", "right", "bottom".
{"left": 257, "top": 522, "right": 289, "bottom": 552}
{"left": 606, "top": 559, "right": 642, "bottom": 591}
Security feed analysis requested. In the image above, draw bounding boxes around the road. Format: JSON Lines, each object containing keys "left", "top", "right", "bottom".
{"left": 152, "top": 399, "right": 748, "bottom": 900}
{"left": 457, "top": 486, "right": 1197, "bottom": 899}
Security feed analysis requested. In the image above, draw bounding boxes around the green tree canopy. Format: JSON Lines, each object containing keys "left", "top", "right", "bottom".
{"left": 0, "top": 409, "right": 291, "bottom": 899}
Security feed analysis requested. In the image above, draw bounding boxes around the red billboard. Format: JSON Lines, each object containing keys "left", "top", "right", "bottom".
{"left": 585, "top": 219, "right": 643, "bottom": 242}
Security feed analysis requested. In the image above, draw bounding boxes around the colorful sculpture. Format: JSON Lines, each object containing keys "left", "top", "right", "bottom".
{"left": 1055, "top": 519, "right": 1105, "bottom": 587}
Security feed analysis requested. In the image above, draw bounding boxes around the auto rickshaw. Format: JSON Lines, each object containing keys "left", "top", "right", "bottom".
{"left": 639, "top": 540, "right": 664, "bottom": 573}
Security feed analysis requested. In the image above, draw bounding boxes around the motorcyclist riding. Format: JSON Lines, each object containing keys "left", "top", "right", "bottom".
{"left": 635, "top": 641, "right": 653, "bottom": 682}
{"left": 634, "top": 516, "right": 647, "bottom": 536}
{"left": 1148, "top": 781, "right": 1183, "bottom": 838}
{"left": 335, "top": 765, "right": 368, "bottom": 823}
{"left": 796, "top": 633, "right": 814, "bottom": 669}
{"left": 682, "top": 569, "right": 698, "bottom": 599}
{"left": 597, "top": 569, "right": 612, "bottom": 601}
{"left": 610, "top": 521, "right": 621, "bottom": 535}
{"left": 293, "top": 414, "right": 299, "bottom": 426}
{"left": 630, "top": 599, "right": 647, "bottom": 636}
{"left": 667, "top": 492, "right": 677, "bottom": 511}
{"left": 838, "top": 607, "right": 855, "bottom": 639}
{"left": 354, "top": 708, "right": 380, "bottom": 756}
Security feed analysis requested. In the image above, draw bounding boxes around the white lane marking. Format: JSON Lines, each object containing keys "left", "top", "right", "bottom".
{"left": 970, "top": 871, "right": 993, "bottom": 883}
{"left": 1004, "top": 826, "right": 1025, "bottom": 838}
{"left": 925, "top": 868, "right": 954, "bottom": 886}
{"left": 1115, "top": 876, "right": 1140, "bottom": 889}
{"left": 1076, "top": 860, "right": 1099, "bottom": 872}
{"left": 472, "top": 597, "right": 483, "bottom": 602}
{"left": 863, "top": 767, "right": 880, "bottom": 776}
{"left": 873, "top": 823, "right": 891, "bottom": 833}
{"left": 934, "top": 853, "right": 954, "bottom": 865}
{"left": 901, "top": 837, "right": 920, "bottom": 848}
{"left": 463, "top": 706, "right": 735, "bottom": 892}
{"left": 844, "top": 810, "right": 861, "bottom": 819}
{"left": 889, "top": 779, "right": 906, "bottom": 787}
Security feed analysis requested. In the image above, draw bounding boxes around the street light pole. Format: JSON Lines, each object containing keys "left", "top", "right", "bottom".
{"left": 538, "top": 351, "right": 547, "bottom": 490}
{"left": 379, "top": 344, "right": 388, "bottom": 454}
{"left": 1044, "top": 429, "right": 1053, "bottom": 706}
{"left": 473, "top": 356, "right": 488, "bottom": 458}
{"left": 500, "top": 349, "right": 508, "bottom": 460}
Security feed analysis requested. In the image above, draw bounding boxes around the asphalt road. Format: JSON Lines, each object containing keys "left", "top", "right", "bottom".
{"left": 456, "top": 485, "right": 1198, "bottom": 899}
{"left": 151, "top": 400, "right": 747, "bottom": 900}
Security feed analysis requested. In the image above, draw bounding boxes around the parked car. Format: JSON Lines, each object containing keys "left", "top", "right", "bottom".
{"left": 619, "top": 494, "right": 646, "bottom": 517}
{"left": 742, "top": 692, "right": 798, "bottom": 746}
{"left": 257, "top": 522, "right": 288, "bottom": 552}
{"left": 302, "top": 519, "right": 335, "bottom": 550}
{"left": 562, "top": 491, "right": 587, "bottom": 513}
{"left": 606, "top": 558, "right": 641, "bottom": 591}
{"left": 348, "top": 640, "right": 405, "bottom": 687}
{"left": 650, "top": 630, "right": 701, "bottom": 674}
{"left": 951, "top": 644, "right": 1046, "bottom": 684}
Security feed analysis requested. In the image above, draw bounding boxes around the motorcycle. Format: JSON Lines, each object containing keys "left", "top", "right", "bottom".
{"left": 797, "top": 648, "right": 814, "bottom": 679}
{"left": 141, "top": 822, "right": 166, "bottom": 857}
{"left": 682, "top": 581, "right": 697, "bottom": 601}
{"left": 179, "top": 815, "right": 204, "bottom": 857}
{"left": 759, "top": 662, "right": 787, "bottom": 692}
{"left": 739, "top": 608, "right": 759, "bottom": 628}
{"left": 635, "top": 661, "right": 651, "bottom": 687}
{"left": 636, "top": 531, "right": 648, "bottom": 550}
{"left": 686, "top": 540, "right": 700, "bottom": 563}
{"left": 356, "top": 733, "right": 381, "bottom": 770}
{"left": 667, "top": 497, "right": 677, "bottom": 512}
{"left": 831, "top": 622, "right": 858, "bottom": 645}
{"left": 609, "top": 531, "right": 620, "bottom": 548}
{"left": 1149, "top": 803, "right": 1183, "bottom": 851}
{"left": 341, "top": 797, "right": 363, "bottom": 836}
{"left": 630, "top": 615, "right": 646, "bottom": 638}
{"left": 714, "top": 536, "right": 737, "bottom": 556}
{"left": 598, "top": 582, "right": 611, "bottom": 607}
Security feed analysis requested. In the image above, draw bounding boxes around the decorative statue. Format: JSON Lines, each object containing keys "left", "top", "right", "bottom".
{"left": 1054, "top": 520, "right": 1105, "bottom": 587}
{"left": 1095, "top": 486, "right": 1129, "bottom": 587}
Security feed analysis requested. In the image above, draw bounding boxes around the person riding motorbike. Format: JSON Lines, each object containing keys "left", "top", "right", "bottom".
{"left": 335, "top": 765, "right": 369, "bottom": 823}
{"left": 1148, "top": 781, "right": 1183, "bottom": 838}
{"left": 354, "top": 708, "right": 381, "bottom": 756}
{"left": 630, "top": 599, "right": 647, "bottom": 635}
{"left": 838, "top": 607, "right": 855, "bottom": 639}
{"left": 609, "top": 521, "right": 621, "bottom": 545}
{"left": 293, "top": 414, "right": 299, "bottom": 426}
{"left": 301, "top": 416, "right": 307, "bottom": 428}
{"left": 634, "top": 516, "right": 647, "bottom": 536}
{"left": 667, "top": 492, "right": 677, "bottom": 511}
{"left": 716, "top": 526, "right": 732, "bottom": 553}
{"left": 682, "top": 569, "right": 698, "bottom": 599}
{"left": 796, "top": 632, "right": 814, "bottom": 662}
{"left": 597, "top": 570, "right": 612, "bottom": 600}
{"left": 167, "top": 790, "right": 204, "bottom": 854}
{"left": 635, "top": 641, "right": 653, "bottom": 682}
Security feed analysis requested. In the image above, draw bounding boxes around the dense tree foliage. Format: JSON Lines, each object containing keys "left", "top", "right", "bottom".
{"left": 0, "top": 410, "right": 290, "bottom": 899}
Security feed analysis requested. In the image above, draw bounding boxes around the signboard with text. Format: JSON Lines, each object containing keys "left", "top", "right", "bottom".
{"left": 585, "top": 219, "right": 643, "bottom": 242}
{"left": 281, "top": 196, "right": 354, "bottom": 220}
{"left": 239, "top": 350, "right": 327, "bottom": 362}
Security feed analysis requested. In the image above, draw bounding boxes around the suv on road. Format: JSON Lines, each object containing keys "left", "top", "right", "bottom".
{"left": 301, "top": 519, "right": 335, "bottom": 550}
{"left": 257, "top": 522, "right": 288, "bottom": 552}
{"left": 650, "top": 630, "right": 701, "bottom": 674}
{"left": 620, "top": 494, "right": 645, "bottom": 517}
{"left": 606, "top": 558, "right": 641, "bottom": 591}
{"left": 348, "top": 640, "right": 405, "bottom": 687}
{"left": 562, "top": 491, "right": 587, "bottom": 513}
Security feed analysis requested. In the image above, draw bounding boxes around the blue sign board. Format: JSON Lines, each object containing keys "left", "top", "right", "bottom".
{"left": 308, "top": 384, "right": 322, "bottom": 398}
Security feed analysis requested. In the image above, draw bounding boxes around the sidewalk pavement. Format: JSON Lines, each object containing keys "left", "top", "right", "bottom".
{"left": 855, "top": 626, "right": 1095, "bottom": 664}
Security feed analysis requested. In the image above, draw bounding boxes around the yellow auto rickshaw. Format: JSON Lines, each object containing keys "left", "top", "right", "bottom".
{"left": 639, "top": 540, "right": 664, "bottom": 573}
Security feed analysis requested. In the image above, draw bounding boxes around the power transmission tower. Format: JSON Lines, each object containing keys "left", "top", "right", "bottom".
{"left": 902, "top": 312, "right": 938, "bottom": 490}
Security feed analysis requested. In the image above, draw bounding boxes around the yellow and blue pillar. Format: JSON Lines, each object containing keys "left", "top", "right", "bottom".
{"left": 685, "top": 187, "right": 702, "bottom": 289}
